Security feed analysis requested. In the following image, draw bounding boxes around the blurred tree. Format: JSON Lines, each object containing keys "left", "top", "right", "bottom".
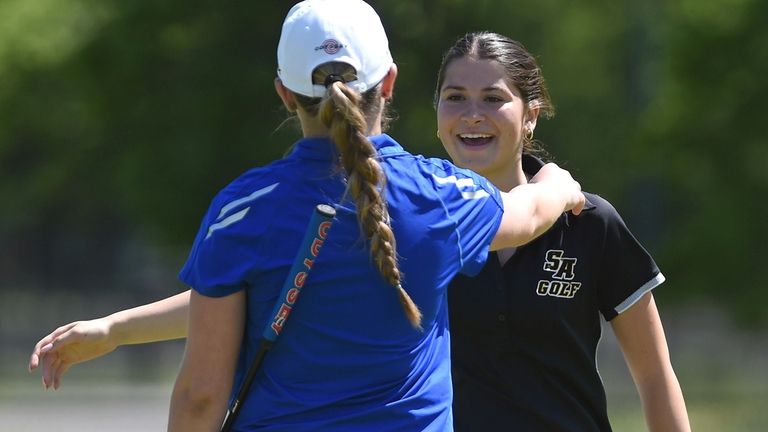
{"left": 630, "top": 0, "right": 768, "bottom": 325}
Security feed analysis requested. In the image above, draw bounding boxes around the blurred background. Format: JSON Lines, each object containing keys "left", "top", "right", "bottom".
{"left": 1, "top": 0, "right": 766, "bottom": 430}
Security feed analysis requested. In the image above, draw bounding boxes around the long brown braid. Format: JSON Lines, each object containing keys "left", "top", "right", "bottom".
{"left": 294, "top": 62, "right": 422, "bottom": 330}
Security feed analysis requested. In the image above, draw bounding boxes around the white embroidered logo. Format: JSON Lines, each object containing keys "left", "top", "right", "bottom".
{"left": 536, "top": 249, "right": 581, "bottom": 298}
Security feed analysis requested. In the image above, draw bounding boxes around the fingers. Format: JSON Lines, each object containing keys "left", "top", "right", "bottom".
{"left": 49, "top": 357, "right": 63, "bottom": 390}
{"left": 41, "top": 350, "right": 58, "bottom": 389}
{"left": 31, "top": 321, "right": 84, "bottom": 389}
{"left": 536, "top": 163, "right": 584, "bottom": 216}
{"left": 571, "top": 193, "right": 586, "bottom": 216}
{"left": 29, "top": 334, "right": 55, "bottom": 372}
{"left": 48, "top": 357, "right": 66, "bottom": 390}
{"left": 53, "top": 362, "right": 72, "bottom": 390}
{"left": 42, "top": 351, "right": 71, "bottom": 390}
{"left": 28, "top": 353, "right": 39, "bottom": 372}
{"left": 29, "top": 343, "right": 54, "bottom": 373}
{"left": 29, "top": 322, "right": 78, "bottom": 372}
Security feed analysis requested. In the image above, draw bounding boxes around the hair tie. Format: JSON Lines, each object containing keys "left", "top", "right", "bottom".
{"left": 324, "top": 74, "right": 344, "bottom": 88}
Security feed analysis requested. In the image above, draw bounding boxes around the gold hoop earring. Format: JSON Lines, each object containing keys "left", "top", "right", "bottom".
{"left": 436, "top": 130, "right": 440, "bottom": 139}
{"left": 524, "top": 127, "right": 534, "bottom": 142}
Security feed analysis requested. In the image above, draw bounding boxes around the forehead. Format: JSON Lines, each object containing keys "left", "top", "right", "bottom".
{"left": 442, "top": 56, "right": 518, "bottom": 93}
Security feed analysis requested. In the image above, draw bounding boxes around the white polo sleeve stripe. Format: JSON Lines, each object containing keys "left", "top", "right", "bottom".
{"left": 432, "top": 174, "right": 490, "bottom": 200}
{"left": 206, "top": 207, "right": 250, "bottom": 240}
{"left": 217, "top": 182, "right": 279, "bottom": 220}
{"left": 614, "top": 272, "right": 666, "bottom": 315}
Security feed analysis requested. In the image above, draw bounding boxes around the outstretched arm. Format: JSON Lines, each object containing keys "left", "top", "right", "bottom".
{"left": 29, "top": 290, "right": 191, "bottom": 389}
{"left": 611, "top": 292, "right": 691, "bottom": 432}
{"left": 491, "top": 162, "right": 585, "bottom": 250}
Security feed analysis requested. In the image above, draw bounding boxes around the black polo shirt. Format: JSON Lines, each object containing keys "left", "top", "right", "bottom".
{"left": 448, "top": 156, "right": 664, "bottom": 432}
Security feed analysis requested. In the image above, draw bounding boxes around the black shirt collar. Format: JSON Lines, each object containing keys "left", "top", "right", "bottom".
{"left": 522, "top": 154, "right": 596, "bottom": 212}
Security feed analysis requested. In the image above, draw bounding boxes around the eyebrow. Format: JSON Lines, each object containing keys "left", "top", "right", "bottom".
{"left": 441, "top": 85, "right": 507, "bottom": 93}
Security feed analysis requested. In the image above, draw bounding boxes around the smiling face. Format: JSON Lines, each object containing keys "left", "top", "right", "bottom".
{"left": 437, "top": 56, "right": 537, "bottom": 189}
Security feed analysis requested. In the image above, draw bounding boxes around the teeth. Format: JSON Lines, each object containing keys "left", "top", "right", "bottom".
{"left": 459, "top": 133, "right": 492, "bottom": 139}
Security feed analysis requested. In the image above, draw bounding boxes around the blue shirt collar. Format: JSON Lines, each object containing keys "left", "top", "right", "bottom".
{"left": 288, "top": 134, "right": 405, "bottom": 161}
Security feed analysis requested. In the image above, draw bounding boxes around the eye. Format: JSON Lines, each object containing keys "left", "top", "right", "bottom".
{"left": 485, "top": 95, "right": 504, "bottom": 103}
{"left": 443, "top": 93, "right": 464, "bottom": 102}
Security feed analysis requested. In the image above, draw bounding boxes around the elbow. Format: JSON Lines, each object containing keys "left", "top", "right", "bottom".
{"left": 175, "top": 391, "right": 218, "bottom": 418}
{"left": 169, "top": 379, "right": 229, "bottom": 427}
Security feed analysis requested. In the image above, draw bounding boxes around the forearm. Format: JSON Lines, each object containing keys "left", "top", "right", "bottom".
{"left": 491, "top": 182, "right": 569, "bottom": 249}
{"left": 108, "top": 290, "right": 190, "bottom": 346}
{"left": 635, "top": 367, "right": 691, "bottom": 432}
{"left": 612, "top": 293, "right": 691, "bottom": 432}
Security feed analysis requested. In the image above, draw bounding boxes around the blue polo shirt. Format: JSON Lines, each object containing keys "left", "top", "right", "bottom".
{"left": 179, "top": 134, "right": 504, "bottom": 431}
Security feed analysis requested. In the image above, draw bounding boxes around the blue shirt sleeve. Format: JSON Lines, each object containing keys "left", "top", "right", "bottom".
{"left": 427, "top": 161, "right": 504, "bottom": 276}
{"left": 179, "top": 182, "right": 275, "bottom": 297}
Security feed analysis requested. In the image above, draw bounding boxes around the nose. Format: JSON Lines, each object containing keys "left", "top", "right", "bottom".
{"left": 460, "top": 103, "right": 484, "bottom": 125}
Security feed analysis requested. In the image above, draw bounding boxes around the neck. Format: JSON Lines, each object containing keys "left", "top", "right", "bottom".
{"left": 296, "top": 103, "right": 384, "bottom": 138}
{"left": 486, "top": 155, "right": 528, "bottom": 192}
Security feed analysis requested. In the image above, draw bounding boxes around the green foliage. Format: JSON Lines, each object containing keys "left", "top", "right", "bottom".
{"left": 631, "top": 0, "right": 768, "bottom": 324}
{"left": 1, "top": 1, "right": 765, "bottom": 324}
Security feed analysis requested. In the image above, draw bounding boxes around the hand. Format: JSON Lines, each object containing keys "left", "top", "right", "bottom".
{"left": 28, "top": 318, "right": 118, "bottom": 389}
{"left": 530, "top": 163, "right": 585, "bottom": 215}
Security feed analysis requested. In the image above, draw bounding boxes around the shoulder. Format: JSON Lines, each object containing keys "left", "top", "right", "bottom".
{"left": 557, "top": 192, "right": 631, "bottom": 241}
{"left": 381, "top": 150, "right": 499, "bottom": 199}
{"left": 420, "top": 156, "right": 498, "bottom": 191}
{"left": 375, "top": 134, "right": 495, "bottom": 191}
{"left": 573, "top": 192, "right": 645, "bottom": 246}
{"left": 206, "top": 164, "right": 288, "bottom": 224}
{"left": 578, "top": 192, "right": 624, "bottom": 224}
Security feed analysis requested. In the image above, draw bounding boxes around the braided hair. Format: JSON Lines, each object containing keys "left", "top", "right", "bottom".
{"left": 294, "top": 62, "right": 423, "bottom": 330}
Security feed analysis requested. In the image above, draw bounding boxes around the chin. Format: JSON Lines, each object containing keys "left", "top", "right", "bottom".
{"left": 458, "top": 159, "right": 489, "bottom": 173}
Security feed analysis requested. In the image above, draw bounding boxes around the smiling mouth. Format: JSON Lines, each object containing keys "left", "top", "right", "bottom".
{"left": 458, "top": 133, "right": 493, "bottom": 147}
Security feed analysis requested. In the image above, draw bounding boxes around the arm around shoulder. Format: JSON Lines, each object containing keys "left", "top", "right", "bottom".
{"left": 491, "top": 163, "right": 584, "bottom": 250}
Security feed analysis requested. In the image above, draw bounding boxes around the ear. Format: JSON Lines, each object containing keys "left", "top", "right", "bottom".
{"left": 274, "top": 78, "right": 298, "bottom": 112}
{"left": 380, "top": 64, "right": 398, "bottom": 100}
{"left": 525, "top": 101, "right": 541, "bottom": 133}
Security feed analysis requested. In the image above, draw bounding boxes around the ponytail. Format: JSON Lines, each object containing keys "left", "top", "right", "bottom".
{"left": 296, "top": 64, "right": 422, "bottom": 330}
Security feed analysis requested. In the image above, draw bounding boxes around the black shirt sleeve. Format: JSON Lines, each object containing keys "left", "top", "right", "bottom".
{"left": 589, "top": 193, "right": 664, "bottom": 320}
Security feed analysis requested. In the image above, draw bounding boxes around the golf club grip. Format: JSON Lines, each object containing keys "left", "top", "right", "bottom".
{"left": 220, "top": 204, "right": 336, "bottom": 432}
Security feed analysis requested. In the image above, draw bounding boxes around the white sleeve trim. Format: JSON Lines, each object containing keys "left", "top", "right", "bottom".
{"left": 614, "top": 272, "right": 666, "bottom": 315}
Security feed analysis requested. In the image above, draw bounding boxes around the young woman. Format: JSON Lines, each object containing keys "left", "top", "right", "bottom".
{"left": 437, "top": 32, "right": 690, "bottom": 432}
{"left": 30, "top": 2, "right": 583, "bottom": 431}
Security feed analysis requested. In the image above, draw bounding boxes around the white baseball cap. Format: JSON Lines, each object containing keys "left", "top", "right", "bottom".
{"left": 277, "top": 0, "right": 393, "bottom": 98}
